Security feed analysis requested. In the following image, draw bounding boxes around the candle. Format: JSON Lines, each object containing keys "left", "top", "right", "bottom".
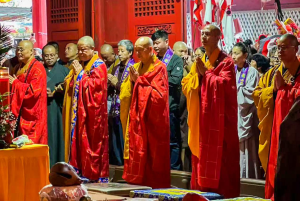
{"left": 0, "top": 67, "right": 10, "bottom": 107}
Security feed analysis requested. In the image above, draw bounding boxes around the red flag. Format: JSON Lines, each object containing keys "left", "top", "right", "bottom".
{"left": 193, "top": 0, "right": 203, "bottom": 25}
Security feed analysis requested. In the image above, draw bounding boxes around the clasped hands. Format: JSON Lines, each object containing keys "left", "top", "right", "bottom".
{"left": 107, "top": 74, "right": 118, "bottom": 86}
{"left": 195, "top": 57, "right": 207, "bottom": 76}
{"left": 129, "top": 65, "right": 139, "bottom": 82}
{"left": 274, "top": 70, "right": 285, "bottom": 92}
{"left": 72, "top": 60, "right": 83, "bottom": 75}
{"left": 8, "top": 75, "right": 17, "bottom": 85}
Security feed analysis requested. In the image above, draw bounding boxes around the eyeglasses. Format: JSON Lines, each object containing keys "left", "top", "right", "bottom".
{"left": 277, "top": 46, "right": 296, "bottom": 51}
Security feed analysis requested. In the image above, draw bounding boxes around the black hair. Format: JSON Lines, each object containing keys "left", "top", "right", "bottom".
{"left": 195, "top": 46, "right": 206, "bottom": 53}
{"left": 233, "top": 42, "right": 249, "bottom": 54}
{"left": 151, "top": 30, "right": 168, "bottom": 41}
{"left": 251, "top": 53, "right": 270, "bottom": 74}
{"left": 46, "top": 41, "right": 59, "bottom": 54}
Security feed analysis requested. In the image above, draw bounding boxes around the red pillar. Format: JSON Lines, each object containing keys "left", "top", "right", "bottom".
{"left": 32, "top": 0, "right": 47, "bottom": 49}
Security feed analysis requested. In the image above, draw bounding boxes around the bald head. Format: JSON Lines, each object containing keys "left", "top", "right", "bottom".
{"left": 135, "top": 37, "right": 154, "bottom": 64}
{"left": 279, "top": 34, "right": 299, "bottom": 46}
{"left": 201, "top": 25, "right": 221, "bottom": 50}
{"left": 77, "top": 36, "right": 95, "bottom": 62}
{"left": 100, "top": 44, "right": 116, "bottom": 66}
{"left": 277, "top": 34, "right": 299, "bottom": 63}
{"left": 135, "top": 37, "right": 153, "bottom": 48}
{"left": 65, "top": 43, "right": 78, "bottom": 60}
{"left": 173, "top": 41, "right": 188, "bottom": 57}
{"left": 78, "top": 36, "right": 95, "bottom": 48}
{"left": 43, "top": 45, "right": 58, "bottom": 67}
{"left": 17, "top": 40, "right": 34, "bottom": 63}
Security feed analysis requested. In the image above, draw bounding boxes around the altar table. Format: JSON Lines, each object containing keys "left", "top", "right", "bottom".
{"left": 0, "top": 144, "right": 49, "bottom": 201}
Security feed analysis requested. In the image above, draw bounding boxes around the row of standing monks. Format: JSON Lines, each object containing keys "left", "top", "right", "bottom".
{"left": 7, "top": 24, "right": 300, "bottom": 200}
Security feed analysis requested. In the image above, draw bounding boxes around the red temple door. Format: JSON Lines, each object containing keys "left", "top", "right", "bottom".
{"left": 46, "top": 0, "right": 91, "bottom": 61}
{"left": 127, "top": 0, "right": 185, "bottom": 48}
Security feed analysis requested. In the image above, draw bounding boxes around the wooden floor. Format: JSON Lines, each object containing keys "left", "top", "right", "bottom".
{"left": 109, "top": 165, "right": 265, "bottom": 198}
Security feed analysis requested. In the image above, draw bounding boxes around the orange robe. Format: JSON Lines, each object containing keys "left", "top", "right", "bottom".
{"left": 120, "top": 55, "right": 170, "bottom": 188}
{"left": 69, "top": 54, "right": 109, "bottom": 180}
{"left": 265, "top": 74, "right": 300, "bottom": 200}
{"left": 11, "top": 58, "right": 48, "bottom": 144}
{"left": 182, "top": 50, "right": 240, "bottom": 198}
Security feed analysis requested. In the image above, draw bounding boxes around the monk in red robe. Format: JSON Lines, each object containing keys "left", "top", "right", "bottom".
{"left": 9, "top": 40, "right": 47, "bottom": 144}
{"left": 182, "top": 25, "right": 240, "bottom": 198}
{"left": 265, "top": 34, "right": 300, "bottom": 200}
{"left": 120, "top": 36, "right": 170, "bottom": 188}
{"left": 68, "top": 36, "right": 108, "bottom": 181}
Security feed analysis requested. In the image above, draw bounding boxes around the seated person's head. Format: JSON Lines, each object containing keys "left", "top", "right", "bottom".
{"left": 251, "top": 53, "right": 270, "bottom": 74}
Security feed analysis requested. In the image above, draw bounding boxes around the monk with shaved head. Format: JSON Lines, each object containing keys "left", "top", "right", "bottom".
{"left": 120, "top": 36, "right": 170, "bottom": 188}
{"left": 9, "top": 40, "right": 47, "bottom": 144}
{"left": 100, "top": 44, "right": 119, "bottom": 72}
{"left": 64, "top": 36, "right": 108, "bottom": 181}
{"left": 182, "top": 24, "right": 240, "bottom": 198}
{"left": 65, "top": 43, "right": 78, "bottom": 69}
{"left": 256, "top": 34, "right": 300, "bottom": 200}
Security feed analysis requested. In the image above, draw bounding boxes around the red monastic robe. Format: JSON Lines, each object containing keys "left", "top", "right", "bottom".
{"left": 182, "top": 50, "right": 240, "bottom": 198}
{"left": 120, "top": 55, "right": 170, "bottom": 188}
{"left": 11, "top": 58, "right": 47, "bottom": 144}
{"left": 265, "top": 75, "right": 300, "bottom": 200}
{"left": 69, "top": 55, "right": 109, "bottom": 180}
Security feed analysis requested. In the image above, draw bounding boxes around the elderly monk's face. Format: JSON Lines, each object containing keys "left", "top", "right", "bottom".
{"left": 277, "top": 38, "right": 298, "bottom": 63}
{"left": 201, "top": 27, "right": 220, "bottom": 48}
{"left": 65, "top": 44, "right": 78, "bottom": 59}
{"left": 78, "top": 43, "right": 94, "bottom": 62}
{"left": 17, "top": 42, "right": 33, "bottom": 63}
{"left": 174, "top": 45, "right": 188, "bottom": 57}
{"left": 43, "top": 46, "right": 58, "bottom": 67}
{"left": 135, "top": 44, "right": 152, "bottom": 63}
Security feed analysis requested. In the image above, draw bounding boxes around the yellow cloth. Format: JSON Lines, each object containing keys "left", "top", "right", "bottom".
{"left": 108, "top": 58, "right": 120, "bottom": 74}
{"left": 120, "top": 54, "right": 158, "bottom": 160}
{"left": 63, "top": 54, "right": 100, "bottom": 162}
{"left": 14, "top": 56, "right": 34, "bottom": 76}
{"left": 181, "top": 48, "right": 220, "bottom": 158}
{"left": 252, "top": 63, "right": 292, "bottom": 171}
{"left": 0, "top": 144, "right": 49, "bottom": 201}
{"left": 201, "top": 48, "right": 220, "bottom": 70}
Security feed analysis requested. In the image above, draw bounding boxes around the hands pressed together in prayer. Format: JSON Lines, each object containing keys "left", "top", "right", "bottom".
{"left": 129, "top": 65, "right": 139, "bottom": 82}
{"left": 8, "top": 75, "right": 17, "bottom": 85}
{"left": 196, "top": 57, "right": 207, "bottom": 76}
{"left": 274, "top": 70, "right": 285, "bottom": 91}
{"left": 107, "top": 74, "right": 118, "bottom": 86}
{"left": 72, "top": 60, "right": 83, "bottom": 75}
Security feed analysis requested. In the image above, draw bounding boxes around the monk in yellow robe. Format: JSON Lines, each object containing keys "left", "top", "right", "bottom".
{"left": 120, "top": 36, "right": 170, "bottom": 188}
{"left": 252, "top": 52, "right": 292, "bottom": 173}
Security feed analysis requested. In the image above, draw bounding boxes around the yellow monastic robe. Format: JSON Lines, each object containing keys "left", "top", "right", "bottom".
{"left": 108, "top": 58, "right": 120, "bottom": 74}
{"left": 120, "top": 55, "right": 157, "bottom": 160}
{"left": 181, "top": 48, "right": 220, "bottom": 158}
{"left": 62, "top": 65, "right": 80, "bottom": 162}
{"left": 252, "top": 63, "right": 292, "bottom": 171}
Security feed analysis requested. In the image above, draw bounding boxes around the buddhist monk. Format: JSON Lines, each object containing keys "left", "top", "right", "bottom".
{"left": 43, "top": 45, "right": 70, "bottom": 167}
{"left": 65, "top": 43, "right": 78, "bottom": 69}
{"left": 66, "top": 36, "right": 108, "bottom": 181}
{"left": 152, "top": 30, "right": 183, "bottom": 170}
{"left": 253, "top": 42, "right": 292, "bottom": 175}
{"left": 9, "top": 40, "right": 47, "bottom": 144}
{"left": 100, "top": 44, "right": 119, "bottom": 73}
{"left": 182, "top": 25, "right": 240, "bottom": 198}
{"left": 120, "top": 36, "right": 170, "bottom": 188}
{"left": 264, "top": 34, "right": 300, "bottom": 200}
